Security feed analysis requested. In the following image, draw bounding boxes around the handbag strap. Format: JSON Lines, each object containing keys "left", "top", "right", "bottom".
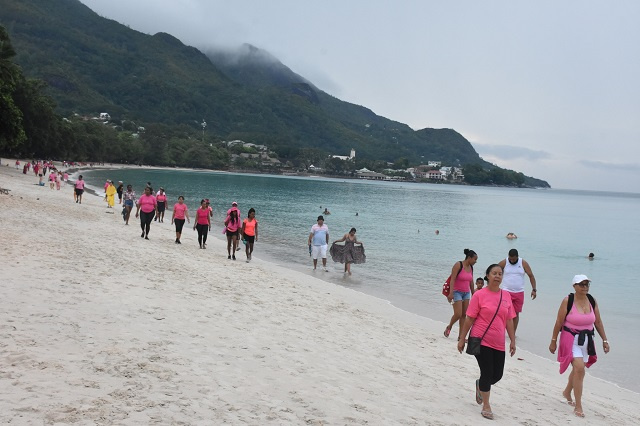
{"left": 478, "top": 290, "right": 503, "bottom": 343}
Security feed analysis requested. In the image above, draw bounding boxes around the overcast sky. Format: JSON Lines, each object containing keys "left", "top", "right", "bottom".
{"left": 79, "top": 0, "right": 639, "bottom": 193}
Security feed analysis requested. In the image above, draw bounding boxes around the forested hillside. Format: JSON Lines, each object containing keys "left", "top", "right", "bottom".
{"left": 0, "top": 0, "right": 550, "bottom": 187}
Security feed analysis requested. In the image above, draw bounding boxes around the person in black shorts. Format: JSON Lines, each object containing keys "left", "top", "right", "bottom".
{"left": 116, "top": 181, "right": 124, "bottom": 204}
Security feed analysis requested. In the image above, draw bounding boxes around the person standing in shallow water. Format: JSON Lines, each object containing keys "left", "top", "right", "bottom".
{"left": 458, "top": 264, "right": 516, "bottom": 421}
{"left": 444, "top": 249, "right": 477, "bottom": 339}
{"left": 135, "top": 186, "right": 157, "bottom": 240}
{"left": 330, "top": 228, "right": 365, "bottom": 275}
{"left": 171, "top": 196, "right": 190, "bottom": 244}
{"left": 308, "top": 215, "right": 329, "bottom": 271}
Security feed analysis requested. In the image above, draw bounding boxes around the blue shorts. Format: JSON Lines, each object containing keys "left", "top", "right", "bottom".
{"left": 453, "top": 291, "right": 471, "bottom": 302}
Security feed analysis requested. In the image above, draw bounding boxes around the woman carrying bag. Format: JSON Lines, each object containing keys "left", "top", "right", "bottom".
{"left": 458, "top": 264, "right": 517, "bottom": 420}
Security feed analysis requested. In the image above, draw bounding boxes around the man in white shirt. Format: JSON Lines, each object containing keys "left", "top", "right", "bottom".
{"left": 498, "top": 248, "right": 537, "bottom": 333}
{"left": 308, "top": 215, "right": 329, "bottom": 271}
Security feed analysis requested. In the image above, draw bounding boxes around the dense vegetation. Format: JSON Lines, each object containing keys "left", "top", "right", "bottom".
{"left": 0, "top": 0, "right": 550, "bottom": 188}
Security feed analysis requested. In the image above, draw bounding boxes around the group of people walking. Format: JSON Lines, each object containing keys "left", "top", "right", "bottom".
{"left": 307, "top": 215, "right": 366, "bottom": 274}
{"left": 444, "top": 248, "right": 609, "bottom": 420}
{"left": 102, "top": 181, "right": 260, "bottom": 262}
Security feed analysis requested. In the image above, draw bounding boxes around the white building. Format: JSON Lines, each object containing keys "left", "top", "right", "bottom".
{"left": 331, "top": 148, "right": 356, "bottom": 161}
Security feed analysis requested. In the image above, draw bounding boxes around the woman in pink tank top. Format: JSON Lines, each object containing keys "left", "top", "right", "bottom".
{"left": 549, "top": 275, "right": 610, "bottom": 418}
{"left": 444, "top": 248, "right": 477, "bottom": 339}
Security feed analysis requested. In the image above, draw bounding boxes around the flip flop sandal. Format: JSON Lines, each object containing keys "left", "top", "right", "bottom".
{"left": 574, "top": 409, "right": 585, "bottom": 418}
{"left": 444, "top": 326, "right": 451, "bottom": 338}
{"left": 481, "top": 410, "right": 494, "bottom": 420}
{"left": 475, "top": 380, "right": 483, "bottom": 405}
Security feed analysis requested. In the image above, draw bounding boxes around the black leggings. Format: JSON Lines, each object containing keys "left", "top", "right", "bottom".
{"left": 140, "top": 211, "right": 154, "bottom": 235}
{"left": 475, "top": 345, "right": 505, "bottom": 392}
{"left": 174, "top": 219, "right": 185, "bottom": 233}
{"left": 196, "top": 223, "right": 208, "bottom": 246}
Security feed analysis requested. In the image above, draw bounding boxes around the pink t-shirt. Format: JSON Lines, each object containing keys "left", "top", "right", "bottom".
{"left": 49, "top": 173, "right": 56, "bottom": 181}
{"left": 466, "top": 288, "right": 516, "bottom": 351}
{"left": 157, "top": 193, "right": 167, "bottom": 203}
{"left": 225, "top": 212, "right": 241, "bottom": 232}
{"left": 74, "top": 180, "right": 85, "bottom": 189}
{"left": 196, "top": 207, "right": 210, "bottom": 225}
{"left": 173, "top": 203, "right": 188, "bottom": 220}
{"left": 137, "top": 194, "right": 157, "bottom": 213}
{"left": 453, "top": 266, "right": 474, "bottom": 292}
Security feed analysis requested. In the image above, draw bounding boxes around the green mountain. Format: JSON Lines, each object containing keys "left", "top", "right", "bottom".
{"left": 0, "top": 0, "right": 549, "bottom": 187}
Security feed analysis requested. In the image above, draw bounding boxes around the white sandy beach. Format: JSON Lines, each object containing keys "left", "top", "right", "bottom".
{"left": 1, "top": 161, "right": 639, "bottom": 425}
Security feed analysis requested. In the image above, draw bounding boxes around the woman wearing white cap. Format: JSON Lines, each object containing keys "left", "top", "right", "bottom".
{"left": 549, "top": 274, "right": 610, "bottom": 418}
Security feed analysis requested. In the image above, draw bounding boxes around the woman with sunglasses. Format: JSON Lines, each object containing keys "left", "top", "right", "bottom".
{"left": 549, "top": 275, "right": 610, "bottom": 418}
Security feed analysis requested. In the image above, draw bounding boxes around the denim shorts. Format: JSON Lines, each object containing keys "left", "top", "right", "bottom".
{"left": 453, "top": 290, "right": 471, "bottom": 302}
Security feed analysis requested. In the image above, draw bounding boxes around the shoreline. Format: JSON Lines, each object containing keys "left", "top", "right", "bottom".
{"left": 1, "top": 161, "right": 639, "bottom": 424}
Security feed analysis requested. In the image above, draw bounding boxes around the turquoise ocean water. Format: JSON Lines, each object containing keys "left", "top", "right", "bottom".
{"left": 83, "top": 169, "right": 640, "bottom": 392}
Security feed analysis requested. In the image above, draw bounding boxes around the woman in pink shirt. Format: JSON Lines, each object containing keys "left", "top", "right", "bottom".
{"left": 458, "top": 264, "right": 516, "bottom": 421}
{"left": 444, "top": 248, "right": 477, "bottom": 339}
{"left": 549, "top": 275, "right": 609, "bottom": 418}
{"left": 74, "top": 175, "right": 85, "bottom": 204}
{"left": 155, "top": 188, "right": 168, "bottom": 223}
{"left": 135, "top": 186, "right": 157, "bottom": 240}
{"left": 193, "top": 199, "right": 211, "bottom": 249}
{"left": 224, "top": 207, "right": 241, "bottom": 260}
{"left": 171, "top": 196, "right": 190, "bottom": 244}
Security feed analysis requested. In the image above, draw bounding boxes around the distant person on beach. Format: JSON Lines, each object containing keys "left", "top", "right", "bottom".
{"left": 475, "top": 277, "right": 485, "bottom": 291}
{"left": 588, "top": 253, "right": 595, "bottom": 260}
{"left": 135, "top": 186, "right": 157, "bottom": 240}
{"left": 122, "top": 185, "right": 136, "bottom": 225}
{"left": 224, "top": 206, "right": 241, "bottom": 259}
{"left": 241, "top": 208, "right": 258, "bottom": 262}
{"left": 171, "top": 196, "right": 189, "bottom": 244}
{"left": 155, "top": 188, "right": 167, "bottom": 223}
{"left": 444, "top": 249, "right": 477, "bottom": 339}
{"left": 103, "top": 180, "right": 110, "bottom": 201}
{"left": 308, "top": 215, "right": 329, "bottom": 271}
{"left": 116, "top": 181, "right": 123, "bottom": 204}
{"left": 506, "top": 232, "right": 518, "bottom": 239}
{"left": 458, "top": 263, "right": 516, "bottom": 421}
{"left": 330, "top": 227, "right": 365, "bottom": 275}
{"left": 48, "top": 171, "right": 56, "bottom": 189}
{"left": 498, "top": 249, "right": 537, "bottom": 333}
{"left": 74, "top": 175, "right": 85, "bottom": 203}
{"left": 194, "top": 199, "right": 211, "bottom": 249}
{"left": 56, "top": 172, "right": 62, "bottom": 190}
{"left": 105, "top": 181, "right": 116, "bottom": 208}
{"left": 549, "top": 274, "right": 609, "bottom": 418}
{"left": 15, "top": 160, "right": 20, "bottom": 169}
{"left": 38, "top": 174, "right": 45, "bottom": 186}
